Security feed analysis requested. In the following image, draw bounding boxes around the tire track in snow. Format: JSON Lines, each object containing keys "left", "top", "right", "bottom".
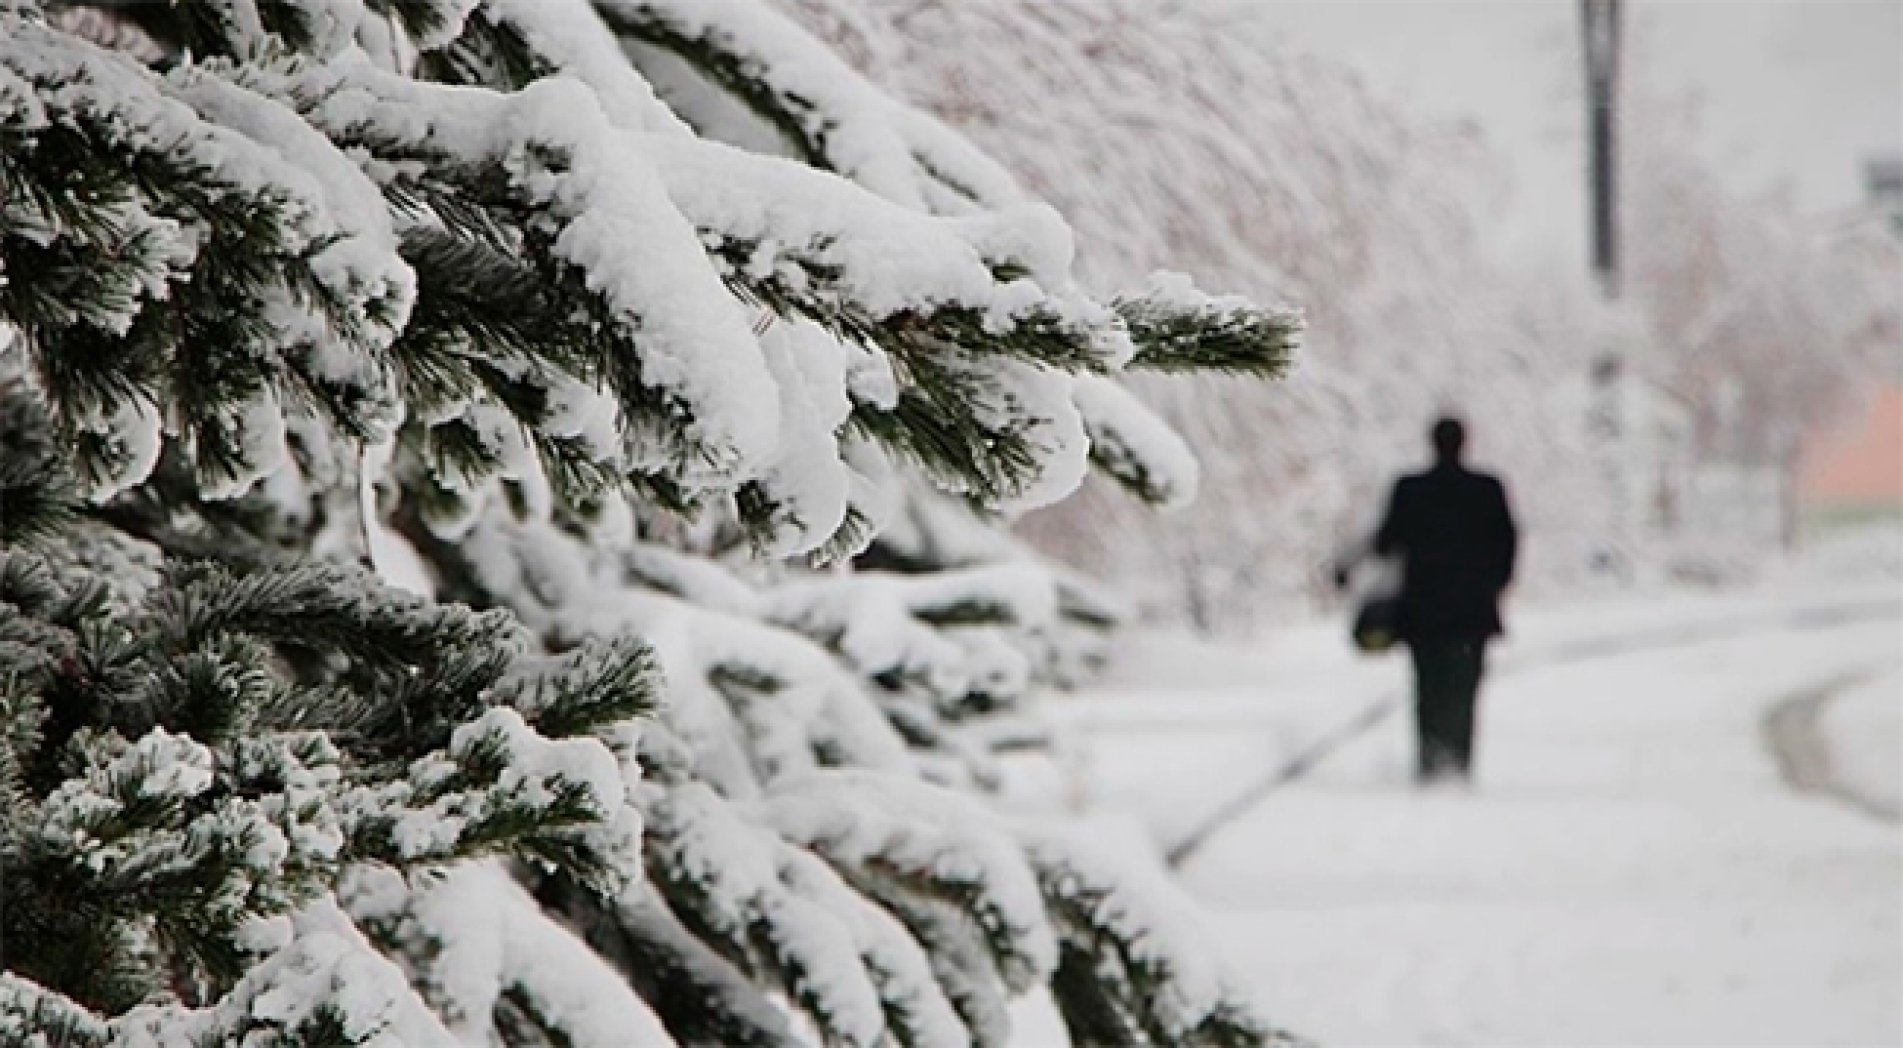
{"left": 1165, "top": 595, "right": 1903, "bottom": 869}
{"left": 1763, "top": 671, "right": 1901, "bottom": 823}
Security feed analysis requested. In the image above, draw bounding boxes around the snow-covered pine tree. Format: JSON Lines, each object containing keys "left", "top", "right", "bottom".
{"left": 1, "top": 1, "right": 1302, "bottom": 1044}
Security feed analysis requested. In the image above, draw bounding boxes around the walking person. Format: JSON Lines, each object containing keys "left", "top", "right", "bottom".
{"left": 1369, "top": 416, "right": 1517, "bottom": 783}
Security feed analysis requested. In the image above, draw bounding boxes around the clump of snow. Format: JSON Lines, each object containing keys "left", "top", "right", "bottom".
{"left": 749, "top": 317, "right": 856, "bottom": 555}
{"left": 649, "top": 134, "right": 1114, "bottom": 349}
{"left": 0, "top": 975, "right": 112, "bottom": 1048}
{"left": 368, "top": 706, "right": 637, "bottom": 880}
{"left": 283, "top": 60, "right": 786, "bottom": 482}
{"left": 1129, "top": 269, "right": 1256, "bottom": 316}
{"left": 389, "top": 863, "right": 677, "bottom": 1047}
{"left": 608, "top": 0, "right": 1024, "bottom": 213}
{"left": 73, "top": 396, "right": 164, "bottom": 504}
{"left": 963, "top": 358, "right": 1089, "bottom": 514}
{"left": 1021, "top": 825, "right": 1237, "bottom": 1041}
{"left": 480, "top": 0, "right": 690, "bottom": 134}
{"left": 763, "top": 566, "right": 1058, "bottom": 703}
{"left": 648, "top": 782, "right": 891, "bottom": 1046}
{"left": 172, "top": 60, "right": 417, "bottom": 351}
{"left": 1072, "top": 374, "right": 1201, "bottom": 510}
{"left": 196, "top": 386, "right": 290, "bottom": 501}
{"left": 118, "top": 896, "right": 463, "bottom": 1047}
{"left": 762, "top": 769, "right": 1058, "bottom": 990}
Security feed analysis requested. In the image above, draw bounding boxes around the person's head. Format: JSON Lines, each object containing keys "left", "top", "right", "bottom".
{"left": 1430, "top": 416, "right": 1466, "bottom": 464}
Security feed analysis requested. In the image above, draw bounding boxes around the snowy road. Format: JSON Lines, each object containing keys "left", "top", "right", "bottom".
{"left": 1038, "top": 586, "right": 1901, "bottom": 1046}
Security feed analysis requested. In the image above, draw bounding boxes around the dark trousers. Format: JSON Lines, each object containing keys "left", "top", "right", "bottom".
{"left": 1408, "top": 640, "right": 1486, "bottom": 780}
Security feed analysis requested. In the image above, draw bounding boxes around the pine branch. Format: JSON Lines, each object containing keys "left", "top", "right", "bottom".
{"left": 592, "top": 1, "right": 831, "bottom": 168}
{"left": 848, "top": 358, "right": 1043, "bottom": 507}
{"left": 1025, "top": 832, "right": 1308, "bottom": 1048}
{"left": 3, "top": 29, "right": 408, "bottom": 498}
{"left": 1114, "top": 286, "right": 1303, "bottom": 378}
{"left": 415, "top": 5, "right": 550, "bottom": 92}
{"left": 0, "top": 387, "right": 78, "bottom": 547}
{"left": 0, "top": 975, "right": 113, "bottom": 1048}
{"left": 1, "top": 550, "right": 649, "bottom": 1019}
{"left": 365, "top": 0, "right": 484, "bottom": 52}
{"left": 536, "top": 875, "right": 800, "bottom": 1048}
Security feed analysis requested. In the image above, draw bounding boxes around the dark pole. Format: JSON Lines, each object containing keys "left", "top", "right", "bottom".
{"left": 1582, "top": 0, "right": 1630, "bottom": 576}
{"left": 1582, "top": 0, "right": 1621, "bottom": 299}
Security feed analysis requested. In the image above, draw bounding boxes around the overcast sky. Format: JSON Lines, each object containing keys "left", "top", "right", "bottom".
{"left": 1226, "top": 0, "right": 1903, "bottom": 262}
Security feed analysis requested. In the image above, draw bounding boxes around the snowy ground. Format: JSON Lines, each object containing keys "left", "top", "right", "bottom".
{"left": 1821, "top": 667, "right": 1903, "bottom": 820}
{"left": 1028, "top": 572, "right": 1902, "bottom": 1046}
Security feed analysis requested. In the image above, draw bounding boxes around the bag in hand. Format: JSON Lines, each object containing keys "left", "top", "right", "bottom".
{"left": 1352, "top": 595, "right": 1401, "bottom": 654}
{"left": 1337, "top": 551, "right": 1402, "bottom": 655}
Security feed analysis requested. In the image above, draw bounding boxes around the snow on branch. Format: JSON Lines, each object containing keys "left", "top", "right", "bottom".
{"left": 1022, "top": 828, "right": 1310, "bottom": 1048}
{"left": 649, "top": 133, "right": 1128, "bottom": 373}
{"left": 769, "top": 565, "right": 1053, "bottom": 665}
{"left": 454, "top": 516, "right": 914, "bottom": 792}
{"left": 263, "top": 57, "right": 786, "bottom": 484}
{"left": 1, "top": 19, "right": 411, "bottom": 500}
{"left": 425, "top": 0, "right": 688, "bottom": 132}
{"left": 0, "top": 975, "right": 113, "bottom": 1048}
{"left": 1115, "top": 271, "right": 1302, "bottom": 378}
{"left": 762, "top": 770, "right": 1059, "bottom": 995}
{"left": 596, "top": 0, "right": 1022, "bottom": 214}
{"left": 0, "top": 547, "right": 655, "bottom": 1030}
{"left": 346, "top": 862, "right": 676, "bottom": 1047}
{"left": 643, "top": 780, "right": 968, "bottom": 1048}
{"left": 114, "top": 896, "right": 463, "bottom": 1048}
{"left": 1073, "top": 374, "right": 1203, "bottom": 510}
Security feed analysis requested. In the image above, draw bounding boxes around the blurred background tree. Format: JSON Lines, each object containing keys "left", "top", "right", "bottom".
{"left": 779, "top": 0, "right": 1901, "bottom": 629}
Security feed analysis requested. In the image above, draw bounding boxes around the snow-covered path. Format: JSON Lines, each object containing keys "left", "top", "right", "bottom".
{"left": 1191, "top": 619, "right": 1899, "bottom": 1046}
{"left": 1038, "top": 585, "right": 1901, "bottom": 1046}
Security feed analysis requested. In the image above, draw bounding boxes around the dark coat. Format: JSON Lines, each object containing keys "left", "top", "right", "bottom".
{"left": 1374, "top": 462, "right": 1517, "bottom": 642}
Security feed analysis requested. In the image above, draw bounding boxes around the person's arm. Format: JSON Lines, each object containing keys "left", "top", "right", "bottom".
{"left": 1490, "top": 477, "right": 1518, "bottom": 591}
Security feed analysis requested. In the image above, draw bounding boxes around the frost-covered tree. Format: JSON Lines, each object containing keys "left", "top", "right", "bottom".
{"left": 1622, "top": 81, "right": 1903, "bottom": 478}
{"left": 784, "top": 0, "right": 1903, "bottom": 620}
{"left": 0, "top": 0, "right": 1303, "bottom": 1044}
